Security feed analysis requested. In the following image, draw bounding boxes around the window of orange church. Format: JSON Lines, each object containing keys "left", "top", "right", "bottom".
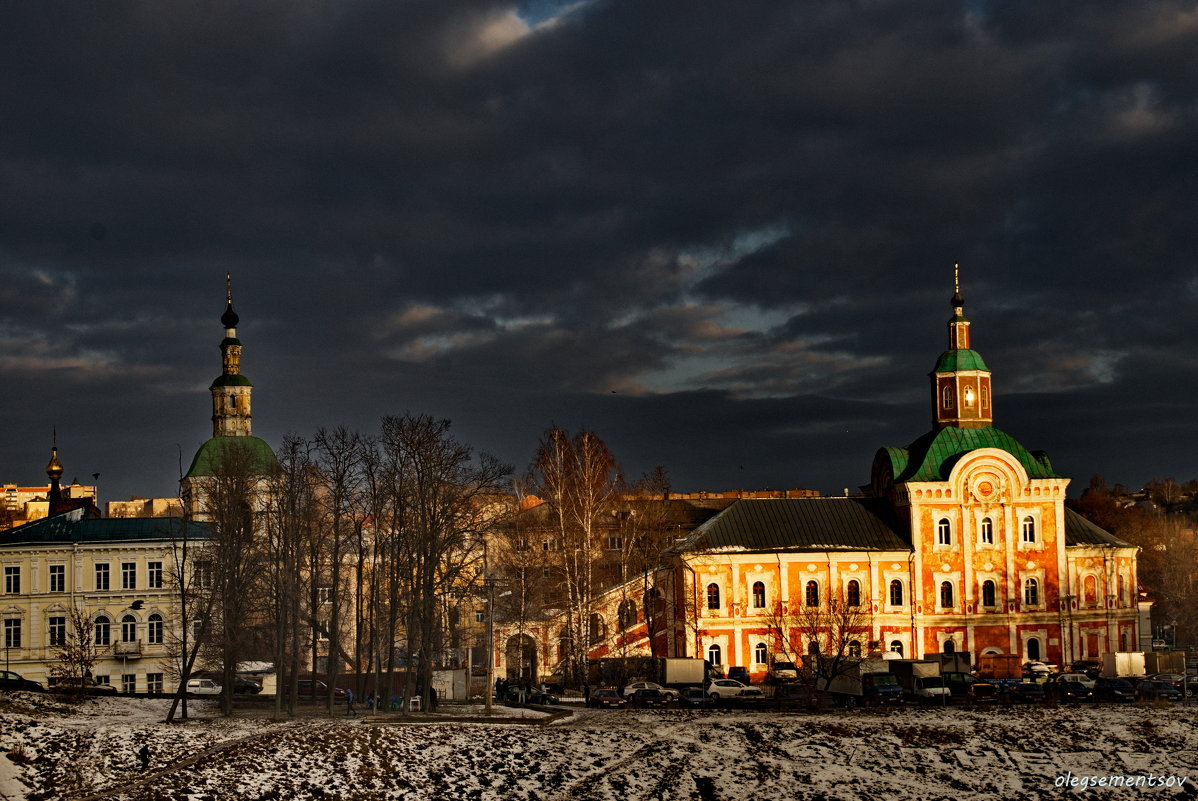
{"left": 1083, "top": 575, "right": 1097, "bottom": 607}
{"left": 849, "top": 640, "right": 862, "bottom": 658}
{"left": 1024, "top": 578, "right": 1039, "bottom": 606}
{"left": 752, "top": 581, "right": 765, "bottom": 608}
{"left": 939, "top": 581, "right": 954, "bottom": 608}
{"left": 805, "top": 580, "right": 819, "bottom": 607}
{"left": 889, "top": 579, "right": 904, "bottom": 606}
{"left": 936, "top": 518, "right": 951, "bottom": 546}
{"left": 942, "top": 386, "right": 953, "bottom": 409}
{"left": 943, "top": 639, "right": 955, "bottom": 653}
{"left": 754, "top": 642, "right": 768, "bottom": 664}
{"left": 980, "top": 517, "right": 994, "bottom": 545}
{"left": 846, "top": 579, "right": 860, "bottom": 607}
{"left": 982, "top": 579, "right": 996, "bottom": 608}
{"left": 1021, "top": 515, "right": 1036, "bottom": 544}
{"left": 1027, "top": 637, "right": 1041, "bottom": 661}
{"left": 706, "top": 583, "right": 720, "bottom": 610}
{"left": 707, "top": 643, "right": 721, "bottom": 665}
{"left": 890, "top": 640, "right": 904, "bottom": 657}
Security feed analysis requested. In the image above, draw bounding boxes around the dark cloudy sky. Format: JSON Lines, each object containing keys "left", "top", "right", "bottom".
{"left": 4, "top": 1, "right": 1197, "bottom": 504}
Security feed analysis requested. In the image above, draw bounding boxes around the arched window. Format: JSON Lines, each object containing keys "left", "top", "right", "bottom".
{"left": 1021, "top": 515, "right": 1036, "bottom": 544}
{"left": 754, "top": 642, "right": 768, "bottom": 665}
{"left": 148, "top": 614, "right": 164, "bottom": 645}
{"left": 846, "top": 579, "right": 860, "bottom": 607}
{"left": 1027, "top": 637, "right": 1041, "bottom": 661}
{"left": 963, "top": 386, "right": 976, "bottom": 408}
{"left": 121, "top": 614, "right": 137, "bottom": 642}
{"left": 805, "top": 580, "right": 819, "bottom": 607}
{"left": 848, "top": 640, "right": 862, "bottom": 659}
{"left": 1024, "top": 578, "right": 1039, "bottom": 606}
{"left": 618, "top": 599, "right": 637, "bottom": 629}
{"left": 937, "top": 518, "right": 951, "bottom": 546}
{"left": 707, "top": 643, "right": 722, "bottom": 666}
{"left": 1083, "top": 575, "right": 1097, "bottom": 607}
{"left": 942, "top": 386, "right": 953, "bottom": 409}
{"left": 943, "top": 639, "right": 955, "bottom": 653}
{"left": 889, "top": 579, "right": 904, "bottom": 606}
{"left": 939, "top": 581, "right": 954, "bottom": 608}
{"left": 706, "top": 583, "right": 720, "bottom": 611}
{"left": 982, "top": 579, "right": 996, "bottom": 608}
{"left": 980, "top": 517, "right": 994, "bottom": 545}
{"left": 752, "top": 581, "right": 766, "bottom": 609}
{"left": 890, "top": 640, "right": 904, "bottom": 657}
{"left": 95, "top": 615, "right": 111, "bottom": 646}
{"left": 981, "top": 385, "right": 989, "bottom": 409}
{"left": 1118, "top": 574, "right": 1127, "bottom": 607}
{"left": 588, "top": 613, "right": 605, "bottom": 645}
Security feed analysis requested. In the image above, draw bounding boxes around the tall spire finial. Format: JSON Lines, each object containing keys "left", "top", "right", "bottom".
{"left": 221, "top": 274, "right": 239, "bottom": 329}
{"left": 226, "top": 272, "right": 232, "bottom": 304}
{"left": 951, "top": 263, "right": 964, "bottom": 308}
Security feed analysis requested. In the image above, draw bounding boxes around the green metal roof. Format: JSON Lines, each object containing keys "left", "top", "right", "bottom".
{"left": 209, "top": 374, "right": 253, "bottom": 388}
{"left": 884, "top": 426, "right": 1059, "bottom": 483}
{"left": 932, "top": 349, "right": 989, "bottom": 373}
{"left": 220, "top": 337, "right": 242, "bottom": 347}
{"left": 1064, "top": 508, "right": 1131, "bottom": 548}
{"left": 185, "top": 435, "right": 279, "bottom": 479}
{"left": 0, "top": 513, "right": 211, "bottom": 546}
{"left": 678, "top": 498, "right": 911, "bottom": 554}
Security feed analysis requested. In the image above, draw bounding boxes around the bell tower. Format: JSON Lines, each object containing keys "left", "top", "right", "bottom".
{"left": 930, "top": 265, "right": 993, "bottom": 429}
{"left": 210, "top": 274, "right": 254, "bottom": 437}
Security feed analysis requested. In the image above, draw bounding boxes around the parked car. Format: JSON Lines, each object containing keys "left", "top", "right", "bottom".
{"left": 0, "top": 670, "right": 45, "bottom": 693}
{"left": 1092, "top": 678, "right": 1136, "bottom": 702}
{"left": 766, "top": 661, "right": 799, "bottom": 684}
{"left": 504, "top": 685, "right": 559, "bottom": 705}
{"left": 233, "top": 677, "right": 262, "bottom": 694}
{"left": 54, "top": 676, "right": 119, "bottom": 695}
{"left": 1055, "top": 673, "right": 1096, "bottom": 690}
{"left": 707, "top": 678, "right": 760, "bottom": 703}
{"left": 586, "top": 688, "right": 627, "bottom": 709}
{"left": 186, "top": 678, "right": 222, "bottom": 696}
{"left": 733, "top": 685, "right": 767, "bottom": 706}
{"left": 1070, "top": 660, "right": 1102, "bottom": 678}
{"left": 1147, "top": 673, "right": 1186, "bottom": 690}
{"left": 1136, "top": 680, "right": 1182, "bottom": 702}
{"left": 1054, "top": 680, "right": 1093, "bottom": 703}
{"left": 726, "top": 666, "right": 750, "bottom": 684}
{"left": 622, "top": 681, "right": 678, "bottom": 701}
{"left": 629, "top": 688, "right": 672, "bottom": 709}
{"left": 678, "top": 686, "right": 710, "bottom": 708}
{"left": 296, "top": 679, "right": 347, "bottom": 701}
{"left": 968, "top": 681, "right": 998, "bottom": 703}
{"left": 1009, "top": 682, "right": 1047, "bottom": 703}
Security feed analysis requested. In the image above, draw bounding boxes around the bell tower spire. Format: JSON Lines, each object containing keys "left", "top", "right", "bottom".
{"left": 930, "top": 264, "right": 993, "bottom": 429}
{"left": 210, "top": 274, "right": 253, "bottom": 437}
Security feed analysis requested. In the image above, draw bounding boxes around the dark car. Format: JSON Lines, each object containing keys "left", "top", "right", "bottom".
{"left": 1071, "top": 660, "right": 1103, "bottom": 678}
{"left": 0, "top": 670, "right": 45, "bottom": 693}
{"left": 1009, "top": 682, "right": 1047, "bottom": 703}
{"left": 233, "top": 677, "right": 262, "bottom": 694}
{"left": 1054, "top": 680, "right": 1093, "bottom": 703}
{"left": 727, "top": 666, "right": 750, "bottom": 684}
{"left": 296, "top": 679, "right": 347, "bottom": 701}
{"left": 54, "top": 676, "right": 118, "bottom": 695}
{"left": 1147, "top": 673, "right": 1186, "bottom": 691}
{"left": 587, "top": 688, "right": 627, "bottom": 709}
{"left": 678, "top": 686, "right": 710, "bottom": 708}
{"left": 629, "top": 688, "right": 671, "bottom": 709}
{"left": 1136, "top": 680, "right": 1182, "bottom": 702}
{"left": 1092, "top": 678, "right": 1136, "bottom": 702}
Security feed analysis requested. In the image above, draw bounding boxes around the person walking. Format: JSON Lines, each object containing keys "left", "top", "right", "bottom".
{"left": 345, "top": 687, "right": 356, "bottom": 716}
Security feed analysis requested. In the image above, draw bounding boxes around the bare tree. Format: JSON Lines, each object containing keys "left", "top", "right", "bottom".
{"left": 763, "top": 586, "right": 874, "bottom": 696}
{"left": 49, "top": 603, "right": 106, "bottom": 696}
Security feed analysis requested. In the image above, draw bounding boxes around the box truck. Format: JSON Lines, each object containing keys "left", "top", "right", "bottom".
{"left": 1101, "top": 652, "right": 1146, "bottom": 678}
{"left": 888, "top": 659, "right": 951, "bottom": 702}
{"left": 824, "top": 658, "right": 904, "bottom": 706}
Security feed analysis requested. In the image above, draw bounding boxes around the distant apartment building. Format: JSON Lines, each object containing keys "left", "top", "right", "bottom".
{"left": 2, "top": 480, "right": 97, "bottom": 530}
{"left": 106, "top": 497, "right": 184, "bottom": 519}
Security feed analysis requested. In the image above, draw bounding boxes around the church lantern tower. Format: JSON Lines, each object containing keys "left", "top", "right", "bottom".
{"left": 210, "top": 274, "right": 253, "bottom": 438}
{"left": 930, "top": 265, "right": 992, "bottom": 429}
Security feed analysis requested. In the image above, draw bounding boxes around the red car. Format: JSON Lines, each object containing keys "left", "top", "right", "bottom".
{"left": 587, "top": 688, "right": 627, "bottom": 708}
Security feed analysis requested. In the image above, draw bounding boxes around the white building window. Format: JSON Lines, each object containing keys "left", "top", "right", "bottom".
{"left": 148, "top": 562, "right": 163, "bottom": 589}
{"left": 49, "top": 564, "right": 66, "bottom": 593}
{"left": 980, "top": 517, "right": 994, "bottom": 545}
{"left": 95, "top": 563, "right": 110, "bottom": 591}
{"left": 4, "top": 566, "right": 19, "bottom": 594}
{"left": 707, "top": 643, "right": 722, "bottom": 665}
{"left": 754, "top": 642, "right": 768, "bottom": 664}
{"left": 1021, "top": 515, "right": 1036, "bottom": 544}
{"left": 936, "top": 518, "right": 951, "bottom": 546}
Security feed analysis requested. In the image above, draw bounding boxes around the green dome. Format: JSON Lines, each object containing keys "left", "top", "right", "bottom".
{"left": 878, "top": 426, "right": 1059, "bottom": 484}
{"left": 185, "top": 436, "right": 279, "bottom": 479}
{"left": 932, "top": 349, "right": 989, "bottom": 373}
{"left": 210, "top": 374, "right": 253, "bottom": 388}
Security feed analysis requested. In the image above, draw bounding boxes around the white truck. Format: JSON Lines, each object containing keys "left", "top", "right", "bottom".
{"left": 1101, "top": 651, "right": 1146, "bottom": 678}
{"left": 824, "top": 658, "right": 904, "bottom": 706}
{"left": 657, "top": 657, "right": 707, "bottom": 688}
{"left": 887, "top": 659, "right": 951, "bottom": 703}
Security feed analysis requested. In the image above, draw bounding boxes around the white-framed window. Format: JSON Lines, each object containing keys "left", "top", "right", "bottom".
{"left": 48, "top": 616, "right": 66, "bottom": 646}
{"left": 607, "top": 535, "right": 623, "bottom": 551}
{"left": 147, "top": 673, "right": 164, "bottom": 693}
{"left": 148, "top": 562, "right": 163, "bottom": 589}
{"left": 121, "top": 615, "right": 137, "bottom": 642}
{"left": 4, "top": 618, "right": 21, "bottom": 648}
{"left": 148, "top": 614, "right": 164, "bottom": 645}
{"left": 49, "top": 564, "right": 66, "bottom": 593}
{"left": 95, "top": 563, "right": 110, "bottom": 591}
{"left": 936, "top": 518, "right": 951, "bottom": 546}
{"left": 846, "top": 579, "right": 861, "bottom": 607}
{"left": 979, "top": 517, "right": 994, "bottom": 546}
{"left": 754, "top": 642, "right": 768, "bottom": 664}
{"left": 848, "top": 640, "right": 862, "bottom": 658}
{"left": 707, "top": 643, "right": 722, "bottom": 665}
{"left": 888, "top": 579, "right": 904, "bottom": 606}
{"left": 474, "top": 608, "right": 486, "bottom": 624}
{"left": 318, "top": 586, "right": 332, "bottom": 605}
{"left": 706, "top": 583, "right": 721, "bottom": 611}
{"left": 939, "top": 581, "right": 954, "bottom": 609}
{"left": 4, "top": 566, "right": 19, "bottom": 594}
{"left": 1024, "top": 577, "right": 1040, "bottom": 606}
{"left": 122, "top": 674, "right": 137, "bottom": 694}
{"left": 981, "top": 579, "right": 997, "bottom": 608}
{"left": 122, "top": 562, "right": 137, "bottom": 590}
{"left": 1020, "top": 515, "right": 1037, "bottom": 544}
{"left": 752, "top": 581, "right": 766, "bottom": 608}
{"left": 95, "top": 616, "right": 111, "bottom": 646}
{"left": 889, "top": 640, "right": 904, "bottom": 657}
{"left": 193, "top": 561, "right": 213, "bottom": 589}
{"left": 804, "top": 580, "right": 819, "bottom": 607}
{"left": 1026, "top": 637, "right": 1042, "bottom": 661}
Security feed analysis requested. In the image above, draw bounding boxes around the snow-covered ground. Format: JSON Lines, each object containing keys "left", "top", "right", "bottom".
{"left": 2, "top": 693, "right": 1197, "bottom": 800}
